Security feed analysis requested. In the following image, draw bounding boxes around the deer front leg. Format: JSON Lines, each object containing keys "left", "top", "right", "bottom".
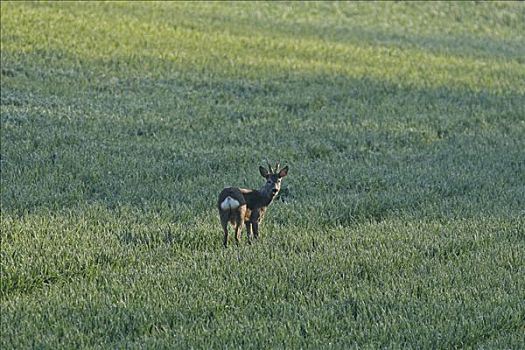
{"left": 250, "top": 211, "right": 261, "bottom": 240}
{"left": 246, "top": 222, "right": 253, "bottom": 244}
{"left": 252, "top": 222, "right": 260, "bottom": 240}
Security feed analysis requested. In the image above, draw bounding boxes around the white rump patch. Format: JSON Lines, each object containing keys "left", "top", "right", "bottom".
{"left": 220, "top": 196, "right": 240, "bottom": 211}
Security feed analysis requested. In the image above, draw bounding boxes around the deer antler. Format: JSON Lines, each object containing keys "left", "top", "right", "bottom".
{"left": 274, "top": 162, "right": 280, "bottom": 173}
{"left": 266, "top": 161, "right": 274, "bottom": 173}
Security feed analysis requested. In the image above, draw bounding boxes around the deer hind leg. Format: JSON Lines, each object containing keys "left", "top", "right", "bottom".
{"left": 219, "top": 211, "right": 230, "bottom": 247}
{"left": 234, "top": 205, "right": 246, "bottom": 245}
{"left": 234, "top": 224, "right": 242, "bottom": 245}
{"left": 222, "top": 220, "right": 229, "bottom": 247}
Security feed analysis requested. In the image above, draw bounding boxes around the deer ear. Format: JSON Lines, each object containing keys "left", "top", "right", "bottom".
{"left": 259, "top": 166, "right": 269, "bottom": 178}
{"left": 278, "top": 166, "right": 289, "bottom": 178}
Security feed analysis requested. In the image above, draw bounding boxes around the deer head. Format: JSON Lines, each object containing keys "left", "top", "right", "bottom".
{"left": 258, "top": 162, "right": 289, "bottom": 199}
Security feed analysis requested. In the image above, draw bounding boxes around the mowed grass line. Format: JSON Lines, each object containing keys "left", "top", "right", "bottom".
{"left": 1, "top": 1, "right": 525, "bottom": 348}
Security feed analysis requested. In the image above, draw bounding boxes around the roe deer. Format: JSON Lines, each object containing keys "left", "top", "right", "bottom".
{"left": 218, "top": 162, "right": 289, "bottom": 247}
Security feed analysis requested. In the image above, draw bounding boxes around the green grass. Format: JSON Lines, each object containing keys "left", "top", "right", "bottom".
{"left": 1, "top": 1, "right": 524, "bottom": 348}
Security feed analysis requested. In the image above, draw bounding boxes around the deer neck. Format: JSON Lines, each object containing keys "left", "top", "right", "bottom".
{"left": 256, "top": 188, "right": 274, "bottom": 207}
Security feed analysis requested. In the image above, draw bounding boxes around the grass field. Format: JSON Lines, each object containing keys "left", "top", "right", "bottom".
{"left": 1, "top": 2, "right": 524, "bottom": 348}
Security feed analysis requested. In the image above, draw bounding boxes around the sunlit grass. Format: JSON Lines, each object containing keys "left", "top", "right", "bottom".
{"left": 2, "top": 2, "right": 523, "bottom": 93}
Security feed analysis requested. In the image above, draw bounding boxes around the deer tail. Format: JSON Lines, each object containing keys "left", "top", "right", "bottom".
{"left": 220, "top": 196, "right": 240, "bottom": 211}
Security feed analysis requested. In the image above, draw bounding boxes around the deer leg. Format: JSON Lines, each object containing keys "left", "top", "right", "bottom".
{"left": 234, "top": 211, "right": 244, "bottom": 245}
{"left": 250, "top": 211, "right": 261, "bottom": 240}
{"left": 246, "top": 222, "right": 253, "bottom": 244}
{"left": 222, "top": 224, "right": 229, "bottom": 247}
{"left": 220, "top": 213, "right": 231, "bottom": 248}
{"left": 219, "top": 209, "right": 231, "bottom": 248}
{"left": 233, "top": 205, "right": 246, "bottom": 245}
{"left": 234, "top": 225, "right": 242, "bottom": 245}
